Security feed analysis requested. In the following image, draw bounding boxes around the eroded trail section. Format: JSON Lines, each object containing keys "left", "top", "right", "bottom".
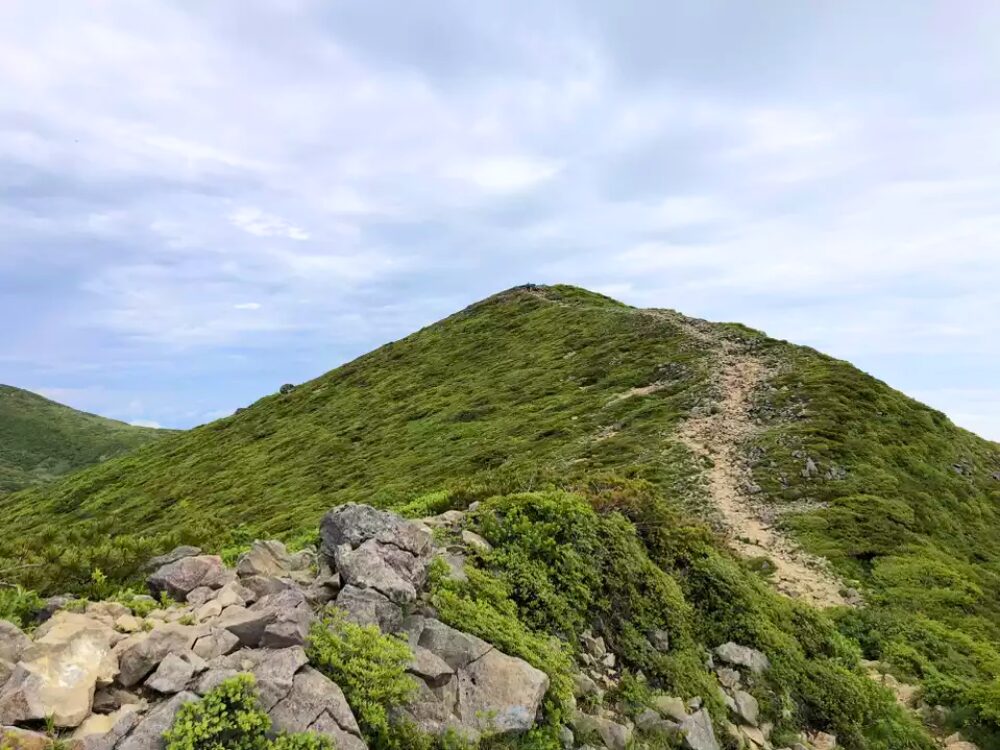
{"left": 673, "top": 329, "right": 852, "bottom": 608}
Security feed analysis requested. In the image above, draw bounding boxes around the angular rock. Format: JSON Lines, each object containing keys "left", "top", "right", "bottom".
{"left": 716, "top": 667, "right": 741, "bottom": 690}
{"left": 309, "top": 710, "right": 368, "bottom": 750}
{"left": 253, "top": 588, "right": 314, "bottom": 649}
{"left": 461, "top": 530, "right": 492, "bottom": 553}
{"left": 414, "top": 619, "right": 492, "bottom": 671}
{"left": 334, "top": 585, "right": 403, "bottom": 633}
{"left": 217, "top": 605, "right": 277, "bottom": 648}
{"left": 117, "top": 691, "right": 198, "bottom": 750}
{"left": 680, "top": 709, "right": 720, "bottom": 750}
{"left": 91, "top": 686, "right": 142, "bottom": 714}
{"left": 652, "top": 695, "right": 688, "bottom": 722}
{"left": 237, "top": 540, "right": 314, "bottom": 583}
{"left": 144, "top": 545, "right": 202, "bottom": 571}
{"left": 214, "top": 646, "right": 308, "bottom": 709}
{"left": 714, "top": 642, "right": 770, "bottom": 674}
{"left": 0, "top": 621, "right": 30, "bottom": 664}
{"left": 335, "top": 541, "right": 418, "bottom": 604}
{"left": 192, "top": 628, "right": 241, "bottom": 660}
{"left": 571, "top": 672, "right": 603, "bottom": 700}
{"left": 0, "top": 615, "right": 117, "bottom": 727}
{"left": 321, "top": 503, "right": 403, "bottom": 554}
{"left": 0, "top": 726, "right": 83, "bottom": 750}
{"left": 239, "top": 575, "right": 290, "bottom": 602}
{"left": 145, "top": 652, "right": 196, "bottom": 694}
{"left": 148, "top": 555, "right": 230, "bottom": 601}
{"left": 72, "top": 705, "right": 141, "bottom": 750}
{"left": 572, "top": 712, "right": 632, "bottom": 750}
{"left": 457, "top": 648, "right": 549, "bottom": 733}
{"left": 732, "top": 690, "right": 759, "bottom": 726}
{"left": 270, "top": 667, "right": 363, "bottom": 743}
{"left": 115, "top": 624, "right": 204, "bottom": 687}
{"left": 409, "top": 647, "right": 455, "bottom": 687}
{"left": 806, "top": 731, "right": 837, "bottom": 750}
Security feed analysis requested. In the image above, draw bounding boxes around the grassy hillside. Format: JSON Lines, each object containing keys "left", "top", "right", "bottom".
{"left": 0, "top": 384, "right": 173, "bottom": 493}
{"left": 2, "top": 284, "right": 998, "bottom": 746}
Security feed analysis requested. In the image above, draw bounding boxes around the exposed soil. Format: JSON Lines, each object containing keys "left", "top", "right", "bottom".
{"left": 665, "top": 314, "right": 854, "bottom": 608}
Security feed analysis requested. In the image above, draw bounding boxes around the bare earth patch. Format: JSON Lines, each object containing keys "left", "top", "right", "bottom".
{"left": 666, "top": 317, "right": 852, "bottom": 608}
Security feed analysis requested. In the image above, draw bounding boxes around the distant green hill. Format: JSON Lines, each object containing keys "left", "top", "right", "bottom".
{"left": 0, "top": 384, "right": 173, "bottom": 493}
{"left": 2, "top": 285, "right": 999, "bottom": 746}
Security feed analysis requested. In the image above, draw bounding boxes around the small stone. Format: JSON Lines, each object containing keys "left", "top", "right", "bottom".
{"left": 679, "top": 708, "right": 720, "bottom": 750}
{"left": 714, "top": 642, "right": 770, "bottom": 674}
{"left": 652, "top": 695, "right": 688, "bottom": 722}
{"left": 647, "top": 629, "right": 670, "bottom": 652}
{"left": 145, "top": 652, "right": 196, "bottom": 693}
{"left": 115, "top": 615, "right": 142, "bottom": 633}
{"left": 461, "top": 530, "right": 492, "bottom": 552}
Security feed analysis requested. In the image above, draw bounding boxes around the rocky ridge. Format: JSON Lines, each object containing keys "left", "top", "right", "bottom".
{"left": 0, "top": 502, "right": 973, "bottom": 750}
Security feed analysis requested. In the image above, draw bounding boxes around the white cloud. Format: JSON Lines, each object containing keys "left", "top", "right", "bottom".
{"left": 229, "top": 208, "right": 310, "bottom": 240}
{"left": 454, "top": 156, "right": 561, "bottom": 192}
{"left": 129, "top": 418, "right": 163, "bottom": 428}
{"left": 233, "top": 302, "right": 261, "bottom": 310}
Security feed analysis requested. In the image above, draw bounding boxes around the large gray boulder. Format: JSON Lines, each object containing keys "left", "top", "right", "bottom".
{"left": 322, "top": 504, "right": 433, "bottom": 608}
{"left": 399, "top": 618, "right": 549, "bottom": 739}
{"left": 333, "top": 585, "right": 403, "bottom": 633}
{"left": 253, "top": 588, "right": 314, "bottom": 648}
{"left": 320, "top": 503, "right": 404, "bottom": 553}
{"left": 237, "top": 540, "right": 314, "bottom": 584}
{"left": 714, "top": 643, "right": 770, "bottom": 675}
{"left": 148, "top": 555, "right": 231, "bottom": 602}
{"left": 117, "top": 691, "right": 199, "bottom": 750}
{"left": 269, "top": 667, "right": 367, "bottom": 750}
{"left": 212, "top": 647, "right": 308, "bottom": 710}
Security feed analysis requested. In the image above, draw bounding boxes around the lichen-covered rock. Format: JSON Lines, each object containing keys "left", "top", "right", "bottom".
{"left": 192, "top": 628, "right": 241, "bottom": 660}
{"left": 145, "top": 652, "right": 205, "bottom": 694}
{"left": 147, "top": 555, "right": 231, "bottom": 601}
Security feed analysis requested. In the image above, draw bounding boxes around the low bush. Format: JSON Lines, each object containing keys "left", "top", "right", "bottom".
{"left": 164, "top": 674, "right": 329, "bottom": 750}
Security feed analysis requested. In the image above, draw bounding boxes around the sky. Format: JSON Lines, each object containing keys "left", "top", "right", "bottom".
{"left": 1, "top": 1, "right": 999, "bottom": 439}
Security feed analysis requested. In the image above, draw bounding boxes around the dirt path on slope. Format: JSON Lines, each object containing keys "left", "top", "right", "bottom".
{"left": 667, "top": 319, "right": 852, "bottom": 608}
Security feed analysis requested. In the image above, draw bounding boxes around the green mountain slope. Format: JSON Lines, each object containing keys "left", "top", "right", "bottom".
{"left": 0, "top": 384, "right": 173, "bottom": 493}
{"left": 2, "top": 284, "right": 999, "bottom": 746}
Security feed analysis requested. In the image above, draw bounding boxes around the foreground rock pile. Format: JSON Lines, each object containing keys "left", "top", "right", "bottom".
{"left": 0, "top": 504, "right": 550, "bottom": 750}
{"left": 0, "top": 502, "right": 944, "bottom": 750}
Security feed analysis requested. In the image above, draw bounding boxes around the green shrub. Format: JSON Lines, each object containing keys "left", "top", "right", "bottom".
{"left": 0, "top": 585, "right": 44, "bottom": 628}
{"left": 307, "top": 612, "right": 418, "bottom": 750}
{"left": 163, "top": 674, "right": 329, "bottom": 750}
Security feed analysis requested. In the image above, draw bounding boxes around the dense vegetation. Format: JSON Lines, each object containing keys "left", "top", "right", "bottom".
{"left": 1, "top": 284, "right": 998, "bottom": 745}
{"left": 0, "top": 384, "right": 171, "bottom": 493}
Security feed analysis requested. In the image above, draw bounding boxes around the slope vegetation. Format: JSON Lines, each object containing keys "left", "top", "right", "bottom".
{"left": 0, "top": 384, "right": 172, "bottom": 493}
{"left": 2, "top": 284, "right": 999, "bottom": 746}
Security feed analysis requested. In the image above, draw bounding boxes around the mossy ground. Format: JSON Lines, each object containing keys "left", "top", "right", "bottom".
{"left": 2, "top": 284, "right": 998, "bottom": 746}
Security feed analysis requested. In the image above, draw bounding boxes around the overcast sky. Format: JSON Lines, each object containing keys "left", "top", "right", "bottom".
{"left": 2, "top": 1, "right": 998, "bottom": 439}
